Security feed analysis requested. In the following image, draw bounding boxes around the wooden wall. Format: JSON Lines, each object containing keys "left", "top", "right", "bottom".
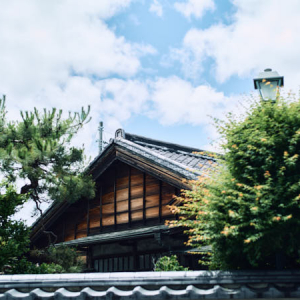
{"left": 51, "top": 161, "right": 177, "bottom": 244}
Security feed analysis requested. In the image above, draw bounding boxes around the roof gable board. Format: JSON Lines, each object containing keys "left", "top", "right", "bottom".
{"left": 89, "top": 139, "right": 196, "bottom": 190}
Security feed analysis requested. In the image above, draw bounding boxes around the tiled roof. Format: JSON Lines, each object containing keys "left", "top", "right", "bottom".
{"left": 125, "top": 132, "right": 216, "bottom": 173}
{"left": 1, "top": 271, "right": 300, "bottom": 299}
{"left": 88, "top": 129, "right": 217, "bottom": 180}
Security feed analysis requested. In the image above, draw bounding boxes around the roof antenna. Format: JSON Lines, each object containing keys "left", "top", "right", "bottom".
{"left": 98, "top": 121, "right": 104, "bottom": 154}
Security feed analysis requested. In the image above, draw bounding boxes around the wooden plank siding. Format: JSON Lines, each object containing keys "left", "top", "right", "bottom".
{"left": 51, "top": 161, "right": 177, "bottom": 244}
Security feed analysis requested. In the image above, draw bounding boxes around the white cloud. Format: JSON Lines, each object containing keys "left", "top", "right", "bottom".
{"left": 148, "top": 76, "right": 251, "bottom": 154}
{"left": 174, "top": 0, "right": 215, "bottom": 20}
{"left": 61, "top": 0, "right": 133, "bottom": 20}
{"left": 0, "top": 0, "right": 150, "bottom": 89}
{"left": 82, "top": 75, "right": 241, "bottom": 150}
{"left": 149, "top": 0, "right": 163, "bottom": 17}
{"left": 172, "top": 0, "right": 300, "bottom": 90}
{"left": 30, "top": 76, "right": 103, "bottom": 155}
{"left": 97, "top": 78, "right": 150, "bottom": 134}
{"left": 5, "top": 71, "right": 240, "bottom": 155}
{"left": 149, "top": 76, "right": 238, "bottom": 126}
{"left": 6, "top": 75, "right": 150, "bottom": 158}
{"left": 0, "top": 1, "right": 157, "bottom": 156}
{"left": 0, "top": 1, "right": 155, "bottom": 104}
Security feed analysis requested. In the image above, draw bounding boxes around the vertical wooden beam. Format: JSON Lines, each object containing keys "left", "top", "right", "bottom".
{"left": 133, "top": 242, "right": 138, "bottom": 271}
{"left": 128, "top": 166, "right": 131, "bottom": 228}
{"left": 87, "top": 247, "right": 93, "bottom": 270}
{"left": 87, "top": 199, "right": 90, "bottom": 236}
{"left": 159, "top": 180, "right": 162, "bottom": 223}
{"left": 143, "top": 172, "right": 146, "bottom": 225}
{"left": 114, "top": 168, "right": 117, "bottom": 229}
{"left": 62, "top": 220, "right": 66, "bottom": 242}
{"left": 74, "top": 223, "right": 77, "bottom": 239}
{"left": 175, "top": 187, "right": 179, "bottom": 221}
{"left": 99, "top": 185, "right": 103, "bottom": 232}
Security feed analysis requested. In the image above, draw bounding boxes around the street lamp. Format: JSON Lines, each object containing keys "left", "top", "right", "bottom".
{"left": 253, "top": 68, "right": 284, "bottom": 101}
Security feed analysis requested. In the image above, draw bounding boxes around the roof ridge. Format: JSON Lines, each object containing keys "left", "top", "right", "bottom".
{"left": 124, "top": 132, "right": 217, "bottom": 161}
{"left": 125, "top": 132, "right": 205, "bottom": 153}
{"left": 134, "top": 140, "right": 216, "bottom": 161}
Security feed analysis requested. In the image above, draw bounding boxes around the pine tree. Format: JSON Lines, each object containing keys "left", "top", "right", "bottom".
{"left": 0, "top": 95, "right": 95, "bottom": 272}
{"left": 0, "top": 95, "right": 95, "bottom": 211}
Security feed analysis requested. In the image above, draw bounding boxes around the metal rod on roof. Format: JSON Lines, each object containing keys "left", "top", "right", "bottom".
{"left": 98, "top": 121, "right": 104, "bottom": 154}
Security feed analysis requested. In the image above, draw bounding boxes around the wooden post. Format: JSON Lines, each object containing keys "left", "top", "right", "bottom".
{"left": 99, "top": 185, "right": 103, "bottom": 232}
{"left": 114, "top": 168, "right": 117, "bottom": 229}
{"left": 128, "top": 166, "right": 131, "bottom": 227}
{"left": 175, "top": 188, "right": 179, "bottom": 221}
{"left": 159, "top": 180, "right": 162, "bottom": 223}
{"left": 133, "top": 242, "right": 138, "bottom": 271}
{"left": 87, "top": 199, "right": 90, "bottom": 236}
{"left": 62, "top": 220, "right": 66, "bottom": 242}
{"left": 74, "top": 223, "right": 77, "bottom": 239}
{"left": 143, "top": 172, "right": 146, "bottom": 225}
{"left": 87, "top": 247, "right": 93, "bottom": 270}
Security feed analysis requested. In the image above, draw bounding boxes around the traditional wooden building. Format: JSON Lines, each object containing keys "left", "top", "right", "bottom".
{"left": 30, "top": 129, "right": 215, "bottom": 272}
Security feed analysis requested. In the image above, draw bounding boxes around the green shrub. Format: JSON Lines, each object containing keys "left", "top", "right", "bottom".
{"left": 46, "top": 245, "right": 83, "bottom": 272}
{"left": 154, "top": 255, "right": 188, "bottom": 271}
{"left": 169, "top": 95, "right": 300, "bottom": 269}
{"left": 29, "top": 245, "right": 84, "bottom": 273}
{"left": 5, "top": 245, "right": 84, "bottom": 274}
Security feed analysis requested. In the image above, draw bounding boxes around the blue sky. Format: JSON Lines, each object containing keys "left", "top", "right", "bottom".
{"left": 1, "top": 0, "right": 299, "bottom": 157}
{"left": 106, "top": 0, "right": 250, "bottom": 147}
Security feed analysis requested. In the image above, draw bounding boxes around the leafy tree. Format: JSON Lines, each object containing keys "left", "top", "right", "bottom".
{"left": 0, "top": 95, "right": 95, "bottom": 272}
{"left": 169, "top": 95, "right": 300, "bottom": 269}
{"left": 0, "top": 182, "right": 29, "bottom": 273}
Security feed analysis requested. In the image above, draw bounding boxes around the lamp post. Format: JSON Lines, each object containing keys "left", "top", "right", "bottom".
{"left": 253, "top": 68, "right": 284, "bottom": 101}
{"left": 254, "top": 70, "right": 285, "bottom": 269}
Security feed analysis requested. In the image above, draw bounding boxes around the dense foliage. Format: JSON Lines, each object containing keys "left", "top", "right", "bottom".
{"left": 0, "top": 95, "right": 94, "bottom": 211}
{"left": 0, "top": 182, "right": 30, "bottom": 273}
{"left": 28, "top": 245, "right": 84, "bottom": 274}
{"left": 154, "top": 255, "right": 188, "bottom": 271}
{"left": 169, "top": 95, "right": 300, "bottom": 269}
{"left": 6, "top": 245, "right": 84, "bottom": 274}
{"left": 0, "top": 95, "right": 95, "bottom": 273}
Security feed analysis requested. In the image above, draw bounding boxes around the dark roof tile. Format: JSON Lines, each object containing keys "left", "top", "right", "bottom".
{"left": 118, "top": 131, "right": 218, "bottom": 176}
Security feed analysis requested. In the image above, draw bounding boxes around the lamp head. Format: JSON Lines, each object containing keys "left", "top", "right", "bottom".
{"left": 253, "top": 68, "right": 284, "bottom": 101}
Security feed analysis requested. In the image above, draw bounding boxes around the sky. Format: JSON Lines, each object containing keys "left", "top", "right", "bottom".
{"left": 2, "top": 0, "right": 300, "bottom": 222}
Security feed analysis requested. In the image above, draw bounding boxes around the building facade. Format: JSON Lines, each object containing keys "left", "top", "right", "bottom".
{"left": 30, "top": 129, "right": 215, "bottom": 272}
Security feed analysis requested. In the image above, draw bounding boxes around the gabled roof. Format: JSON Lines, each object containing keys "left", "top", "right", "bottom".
{"left": 30, "top": 129, "right": 217, "bottom": 240}
{"left": 89, "top": 128, "right": 216, "bottom": 181}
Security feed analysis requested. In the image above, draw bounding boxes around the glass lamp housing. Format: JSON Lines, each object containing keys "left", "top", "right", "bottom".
{"left": 253, "top": 68, "right": 284, "bottom": 101}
